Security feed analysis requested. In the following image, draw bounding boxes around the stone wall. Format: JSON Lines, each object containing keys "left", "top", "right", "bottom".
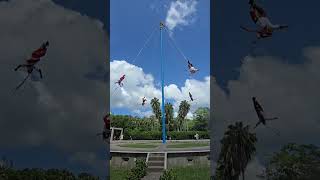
{"left": 110, "top": 152, "right": 147, "bottom": 169}
{"left": 110, "top": 151, "right": 210, "bottom": 169}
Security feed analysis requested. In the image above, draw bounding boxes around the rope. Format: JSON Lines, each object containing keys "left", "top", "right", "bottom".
{"left": 163, "top": 26, "right": 188, "bottom": 61}
{"left": 131, "top": 26, "right": 158, "bottom": 65}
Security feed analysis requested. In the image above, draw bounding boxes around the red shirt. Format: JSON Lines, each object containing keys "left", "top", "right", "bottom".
{"left": 31, "top": 47, "right": 47, "bottom": 60}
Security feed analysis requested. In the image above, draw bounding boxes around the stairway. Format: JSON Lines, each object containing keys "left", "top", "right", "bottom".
{"left": 142, "top": 152, "right": 166, "bottom": 180}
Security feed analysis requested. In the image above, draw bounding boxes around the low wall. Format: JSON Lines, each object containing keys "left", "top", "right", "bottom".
{"left": 110, "top": 151, "right": 210, "bottom": 169}
{"left": 167, "top": 152, "right": 210, "bottom": 169}
{"left": 110, "top": 152, "right": 147, "bottom": 169}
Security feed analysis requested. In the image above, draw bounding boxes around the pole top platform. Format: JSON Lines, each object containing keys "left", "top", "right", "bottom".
{"left": 160, "top": 21, "right": 165, "bottom": 28}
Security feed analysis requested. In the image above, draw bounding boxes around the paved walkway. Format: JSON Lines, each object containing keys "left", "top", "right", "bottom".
{"left": 110, "top": 139, "right": 210, "bottom": 153}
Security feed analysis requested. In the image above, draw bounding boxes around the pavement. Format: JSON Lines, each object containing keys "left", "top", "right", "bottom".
{"left": 110, "top": 139, "right": 210, "bottom": 153}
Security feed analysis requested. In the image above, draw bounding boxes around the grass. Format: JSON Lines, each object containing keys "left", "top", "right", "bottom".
{"left": 118, "top": 143, "right": 159, "bottom": 148}
{"left": 167, "top": 142, "right": 209, "bottom": 148}
{"left": 170, "top": 165, "right": 210, "bottom": 180}
{"left": 110, "top": 166, "right": 129, "bottom": 180}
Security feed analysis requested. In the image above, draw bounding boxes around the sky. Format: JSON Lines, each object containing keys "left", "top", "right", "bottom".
{"left": 211, "top": 0, "right": 320, "bottom": 178}
{"left": 110, "top": 0, "right": 210, "bottom": 119}
{"left": 0, "top": 0, "right": 108, "bottom": 178}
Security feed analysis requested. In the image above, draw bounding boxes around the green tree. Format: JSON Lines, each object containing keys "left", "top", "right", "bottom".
{"left": 165, "top": 103, "right": 174, "bottom": 132}
{"left": 192, "top": 107, "right": 209, "bottom": 131}
{"left": 265, "top": 143, "right": 320, "bottom": 180}
{"left": 177, "top": 100, "right": 190, "bottom": 131}
{"left": 215, "top": 122, "right": 257, "bottom": 180}
{"left": 150, "top": 97, "right": 162, "bottom": 130}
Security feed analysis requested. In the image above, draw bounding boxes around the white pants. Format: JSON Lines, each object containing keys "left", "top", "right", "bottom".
{"left": 257, "top": 17, "right": 279, "bottom": 29}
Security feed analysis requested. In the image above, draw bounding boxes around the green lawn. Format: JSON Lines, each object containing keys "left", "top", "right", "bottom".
{"left": 170, "top": 166, "right": 210, "bottom": 180}
{"left": 167, "top": 142, "right": 209, "bottom": 148}
{"left": 110, "top": 167, "right": 129, "bottom": 180}
{"left": 118, "top": 143, "right": 159, "bottom": 148}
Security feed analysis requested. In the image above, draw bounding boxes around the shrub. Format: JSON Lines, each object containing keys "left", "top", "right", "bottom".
{"left": 125, "top": 159, "right": 147, "bottom": 180}
{"left": 125, "top": 130, "right": 209, "bottom": 140}
{"left": 160, "top": 169, "right": 177, "bottom": 180}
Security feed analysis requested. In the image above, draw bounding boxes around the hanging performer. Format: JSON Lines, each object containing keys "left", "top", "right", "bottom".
{"left": 187, "top": 60, "right": 199, "bottom": 75}
{"left": 15, "top": 41, "right": 49, "bottom": 77}
{"left": 115, "top": 74, "right": 125, "bottom": 87}
{"left": 142, "top": 97, "right": 147, "bottom": 106}
{"left": 242, "top": 0, "right": 288, "bottom": 39}
{"left": 13, "top": 41, "right": 49, "bottom": 92}
{"left": 252, "top": 97, "right": 278, "bottom": 129}
{"left": 99, "top": 113, "right": 111, "bottom": 141}
{"left": 189, "top": 92, "right": 194, "bottom": 101}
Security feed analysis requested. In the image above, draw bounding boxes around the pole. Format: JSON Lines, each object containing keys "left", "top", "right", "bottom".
{"left": 160, "top": 21, "right": 166, "bottom": 144}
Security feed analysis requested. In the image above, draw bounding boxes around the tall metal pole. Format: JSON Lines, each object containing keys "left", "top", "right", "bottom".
{"left": 160, "top": 21, "right": 166, "bottom": 144}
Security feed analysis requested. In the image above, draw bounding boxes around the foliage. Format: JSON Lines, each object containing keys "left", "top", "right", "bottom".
{"left": 150, "top": 97, "right": 162, "bottom": 127}
{"left": 165, "top": 103, "right": 174, "bottom": 131}
{"left": 177, "top": 100, "right": 190, "bottom": 131}
{"left": 265, "top": 143, "right": 320, "bottom": 180}
{"left": 0, "top": 167, "right": 99, "bottom": 180}
{"left": 191, "top": 107, "right": 209, "bottom": 131}
{"left": 125, "top": 159, "right": 147, "bottom": 180}
{"left": 160, "top": 169, "right": 177, "bottom": 180}
{"left": 214, "top": 122, "right": 257, "bottom": 180}
{"left": 125, "top": 130, "right": 209, "bottom": 140}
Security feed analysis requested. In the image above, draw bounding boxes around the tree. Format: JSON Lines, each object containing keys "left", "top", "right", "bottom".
{"left": 265, "top": 143, "right": 320, "bottom": 180}
{"left": 215, "top": 122, "right": 257, "bottom": 180}
{"left": 150, "top": 97, "right": 162, "bottom": 129}
{"left": 165, "top": 103, "right": 174, "bottom": 132}
{"left": 177, "top": 100, "right": 190, "bottom": 131}
{"left": 192, "top": 107, "right": 209, "bottom": 131}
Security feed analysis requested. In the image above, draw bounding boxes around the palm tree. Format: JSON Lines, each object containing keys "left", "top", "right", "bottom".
{"left": 216, "top": 122, "right": 257, "bottom": 180}
{"left": 177, "top": 100, "right": 190, "bottom": 131}
{"left": 165, "top": 103, "right": 174, "bottom": 132}
{"left": 150, "top": 97, "right": 162, "bottom": 129}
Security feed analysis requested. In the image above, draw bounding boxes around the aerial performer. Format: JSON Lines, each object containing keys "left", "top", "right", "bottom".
{"left": 241, "top": 0, "right": 288, "bottom": 40}
{"left": 13, "top": 41, "right": 49, "bottom": 91}
{"left": 252, "top": 97, "right": 279, "bottom": 135}
{"left": 187, "top": 60, "right": 199, "bottom": 75}
{"left": 189, "top": 92, "right": 194, "bottom": 101}
{"left": 142, "top": 97, "right": 147, "bottom": 106}
{"left": 97, "top": 113, "right": 111, "bottom": 141}
{"left": 115, "top": 74, "right": 125, "bottom": 87}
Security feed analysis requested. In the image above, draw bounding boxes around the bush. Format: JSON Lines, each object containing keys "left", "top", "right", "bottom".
{"left": 160, "top": 169, "right": 177, "bottom": 180}
{"left": 125, "top": 159, "right": 147, "bottom": 180}
{"left": 168, "top": 131, "right": 209, "bottom": 140}
{"left": 126, "top": 130, "right": 162, "bottom": 140}
{"left": 125, "top": 130, "right": 209, "bottom": 140}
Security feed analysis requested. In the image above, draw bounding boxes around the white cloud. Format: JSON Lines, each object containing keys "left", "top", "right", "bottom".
{"left": 165, "top": 0, "right": 198, "bottom": 31}
{"left": 210, "top": 47, "right": 320, "bottom": 175}
{"left": 110, "top": 60, "right": 210, "bottom": 119}
{"left": 0, "top": 0, "right": 108, "bottom": 154}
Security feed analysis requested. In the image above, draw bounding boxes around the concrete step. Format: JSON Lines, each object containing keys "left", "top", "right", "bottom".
{"left": 147, "top": 160, "right": 164, "bottom": 166}
{"left": 147, "top": 166, "right": 164, "bottom": 173}
{"left": 149, "top": 153, "right": 165, "bottom": 157}
{"left": 148, "top": 156, "right": 164, "bottom": 161}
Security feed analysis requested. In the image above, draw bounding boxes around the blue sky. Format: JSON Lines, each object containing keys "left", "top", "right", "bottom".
{"left": 213, "top": 0, "right": 320, "bottom": 92}
{"left": 110, "top": 0, "right": 210, "bottom": 116}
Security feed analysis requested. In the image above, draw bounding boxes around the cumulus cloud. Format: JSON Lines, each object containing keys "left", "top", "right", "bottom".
{"left": 110, "top": 60, "right": 210, "bottom": 119}
{"left": 0, "top": 0, "right": 108, "bottom": 169}
{"left": 165, "top": 0, "right": 198, "bottom": 32}
{"left": 210, "top": 47, "right": 320, "bottom": 175}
